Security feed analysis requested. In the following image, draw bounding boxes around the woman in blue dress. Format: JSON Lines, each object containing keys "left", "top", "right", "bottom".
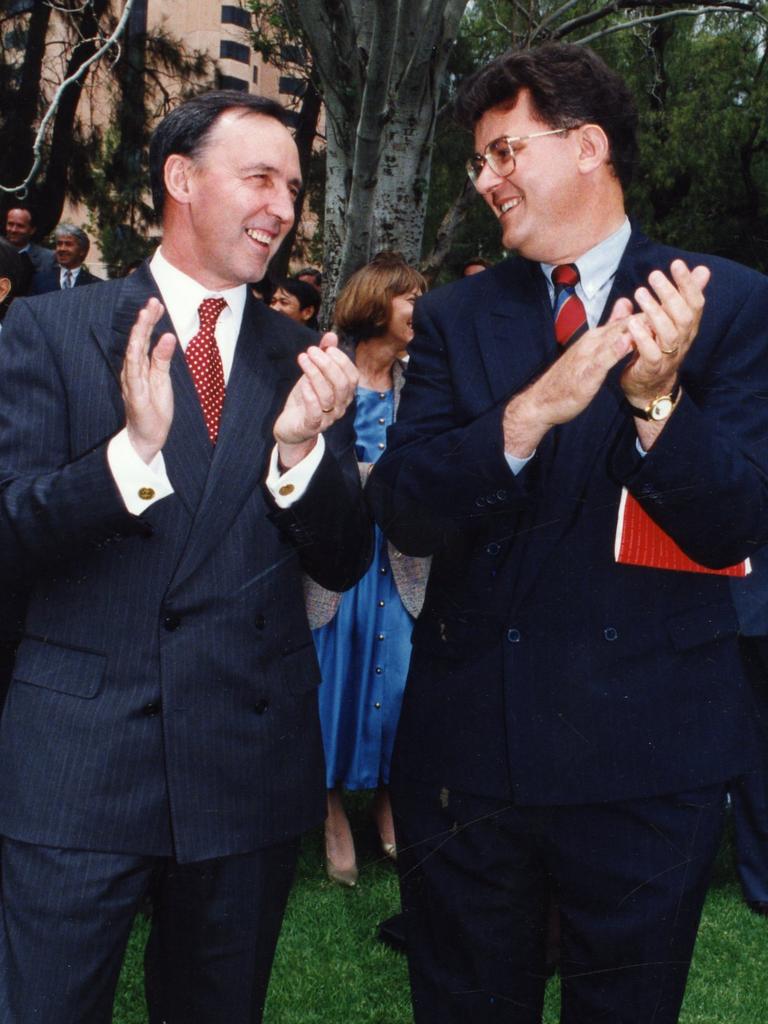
{"left": 306, "top": 253, "right": 430, "bottom": 886}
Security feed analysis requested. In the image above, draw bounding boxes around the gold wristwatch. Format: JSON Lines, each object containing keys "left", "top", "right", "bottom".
{"left": 628, "top": 383, "right": 681, "bottom": 422}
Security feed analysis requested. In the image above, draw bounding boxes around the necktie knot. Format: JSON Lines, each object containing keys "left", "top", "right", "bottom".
{"left": 198, "top": 297, "right": 227, "bottom": 325}
{"left": 552, "top": 263, "right": 587, "bottom": 348}
{"left": 552, "top": 263, "right": 579, "bottom": 289}
{"left": 63, "top": 270, "right": 73, "bottom": 289}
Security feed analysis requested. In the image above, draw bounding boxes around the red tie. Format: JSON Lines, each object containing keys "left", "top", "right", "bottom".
{"left": 186, "top": 297, "right": 227, "bottom": 443}
{"left": 552, "top": 264, "right": 588, "bottom": 348}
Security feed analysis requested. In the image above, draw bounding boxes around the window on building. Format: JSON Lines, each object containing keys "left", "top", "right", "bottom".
{"left": 219, "top": 74, "right": 249, "bottom": 93}
{"left": 221, "top": 5, "right": 251, "bottom": 29}
{"left": 279, "top": 76, "right": 306, "bottom": 98}
{"left": 252, "top": 66, "right": 259, "bottom": 85}
{"left": 220, "top": 40, "right": 250, "bottom": 64}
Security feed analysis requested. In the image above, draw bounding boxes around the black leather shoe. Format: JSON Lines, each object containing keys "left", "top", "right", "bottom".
{"left": 378, "top": 912, "right": 407, "bottom": 953}
{"left": 748, "top": 900, "right": 768, "bottom": 917}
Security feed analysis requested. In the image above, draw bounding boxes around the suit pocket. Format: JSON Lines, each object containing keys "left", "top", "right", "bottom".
{"left": 12, "top": 636, "right": 106, "bottom": 699}
{"left": 666, "top": 603, "right": 739, "bottom": 654}
{"left": 281, "top": 638, "right": 321, "bottom": 695}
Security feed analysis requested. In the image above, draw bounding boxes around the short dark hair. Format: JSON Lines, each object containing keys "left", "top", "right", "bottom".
{"left": 275, "top": 277, "right": 320, "bottom": 313}
{"left": 149, "top": 90, "right": 291, "bottom": 218}
{"left": 455, "top": 43, "right": 638, "bottom": 190}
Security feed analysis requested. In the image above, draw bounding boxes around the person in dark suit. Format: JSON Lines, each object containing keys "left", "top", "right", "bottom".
{"left": 29, "top": 222, "right": 102, "bottom": 294}
{"left": 729, "top": 553, "right": 768, "bottom": 916}
{"left": 369, "top": 43, "right": 768, "bottom": 1023}
{"left": 3, "top": 205, "right": 56, "bottom": 294}
{"left": 0, "top": 90, "right": 371, "bottom": 1024}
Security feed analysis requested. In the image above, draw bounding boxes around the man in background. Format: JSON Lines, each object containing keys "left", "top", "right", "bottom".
{"left": 30, "top": 223, "right": 102, "bottom": 293}
{"left": 4, "top": 205, "right": 55, "bottom": 295}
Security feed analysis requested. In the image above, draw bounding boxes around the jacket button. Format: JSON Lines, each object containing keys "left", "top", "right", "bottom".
{"left": 506, "top": 628, "right": 521, "bottom": 643}
{"left": 486, "top": 542, "right": 500, "bottom": 555}
{"left": 253, "top": 699, "right": 269, "bottom": 715}
{"left": 163, "top": 613, "right": 181, "bottom": 632}
{"left": 254, "top": 613, "right": 266, "bottom": 630}
{"left": 604, "top": 627, "right": 618, "bottom": 641}
{"left": 143, "top": 702, "right": 161, "bottom": 717}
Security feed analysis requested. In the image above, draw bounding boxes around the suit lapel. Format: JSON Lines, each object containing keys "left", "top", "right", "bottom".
{"left": 474, "top": 258, "right": 555, "bottom": 407}
{"left": 167, "top": 297, "right": 294, "bottom": 591}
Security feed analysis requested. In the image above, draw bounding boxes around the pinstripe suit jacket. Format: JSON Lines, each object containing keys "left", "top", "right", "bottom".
{"left": 0, "top": 264, "right": 371, "bottom": 863}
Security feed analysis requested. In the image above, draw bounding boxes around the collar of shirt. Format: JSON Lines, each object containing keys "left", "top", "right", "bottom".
{"left": 150, "top": 248, "right": 247, "bottom": 384}
{"left": 540, "top": 216, "right": 631, "bottom": 328}
{"left": 60, "top": 266, "right": 80, "bottom": 286}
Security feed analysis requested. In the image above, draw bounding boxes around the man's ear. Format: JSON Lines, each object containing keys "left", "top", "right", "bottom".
{"left": 576, "top": 124, "right": 611, "bottom": 174}
{"left": 0, "top": 278, "right": 11, "bottom": 304}
{"left": 164, "top": 154, "right": 195, "bottom": 206}
{"left": 299, "top": 306, "right": 316, "bottom": 323}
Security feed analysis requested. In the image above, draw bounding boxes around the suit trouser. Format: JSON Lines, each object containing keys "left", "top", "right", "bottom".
{"left": 392, "top": 779, "right": 726, "bottom": 1024}
{"left": 0, "top": 834, "right": 299, "bottom": 1024}
{"left": 731, "top": 636, "right": 768, "bottom": 903}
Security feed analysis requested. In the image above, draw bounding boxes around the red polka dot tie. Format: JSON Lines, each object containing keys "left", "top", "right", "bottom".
{"left": 186, "top": 297, "right": 227, "bottom": 443}
{"left": 552, "top": 263, "right": 588, "bottom": 348}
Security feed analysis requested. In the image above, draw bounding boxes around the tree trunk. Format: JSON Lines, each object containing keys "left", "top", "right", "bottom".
{"left": 294, "top": 0, "right": 470, "bottom": 308}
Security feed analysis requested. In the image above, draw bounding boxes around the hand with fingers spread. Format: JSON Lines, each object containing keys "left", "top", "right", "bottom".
{"left": 273, "top": 332, "right": 359, "bottom": 468}
{"left": 621, "top": 260, "right": 710, "bottom": 408}
{"left": 120, "top": 297, "right": 177, "bottom": 465}
{"left": 503, "top": 299, "right": 635, "bottom": 458}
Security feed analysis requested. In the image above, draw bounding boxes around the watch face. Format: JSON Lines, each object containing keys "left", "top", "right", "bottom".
{"left": 650, "top": 397, "right": 673, "bottom": 421}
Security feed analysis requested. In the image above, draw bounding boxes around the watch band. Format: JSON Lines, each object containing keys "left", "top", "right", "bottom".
{"left": 626, "top": 382, "right": 681, "bottom": 422}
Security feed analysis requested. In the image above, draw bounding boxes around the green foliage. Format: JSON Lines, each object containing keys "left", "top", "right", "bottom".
{"left": 425, "top": 2, "right": 768, "bottom": 275}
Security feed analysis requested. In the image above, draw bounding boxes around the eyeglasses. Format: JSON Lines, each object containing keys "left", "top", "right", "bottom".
{"left": 466, "top": 127, "right": 572, "bottom": 185}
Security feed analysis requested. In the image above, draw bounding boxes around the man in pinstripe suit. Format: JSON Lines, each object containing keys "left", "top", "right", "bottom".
{"left": 0, "top": 92, "right": 370, "bottom": 1024}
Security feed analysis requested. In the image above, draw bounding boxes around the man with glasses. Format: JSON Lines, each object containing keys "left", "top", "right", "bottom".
{"left": 370, "top": 43, "right": 768, "bottom": 1023}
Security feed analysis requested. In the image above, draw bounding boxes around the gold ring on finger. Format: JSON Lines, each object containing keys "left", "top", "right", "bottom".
{"left": 321, "top": 405, "right": 334, "bottom": 414}
{"left": 660, "top": 346, "right": 679, "bottom": 356}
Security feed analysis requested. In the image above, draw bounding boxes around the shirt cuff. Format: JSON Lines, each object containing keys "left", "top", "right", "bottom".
{"left": 505, "top": 450, "right": 535, "bottom": 476}
{"left": 266, "top": 434, "right": 326, "bottom": 508}
{"left": 107, "top": 428, "right": 174, "bottom": 515}
{"left": 636, "top": 437, "right": 648, "bottom": 458}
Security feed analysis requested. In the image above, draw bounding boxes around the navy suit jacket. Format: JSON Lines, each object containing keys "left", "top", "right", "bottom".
{"left": 370, "top": 229, "right": 768, "bottom": 805}
{"left": 29, "top": 264, "right": 102, "bottom": 295}
{"left": 0, "top": 264, "right": 371, "bottom": 863}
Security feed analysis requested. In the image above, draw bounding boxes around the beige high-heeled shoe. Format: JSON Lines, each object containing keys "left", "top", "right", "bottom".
{"left": 325, "top": 854, "right": 359, "bottom": 887}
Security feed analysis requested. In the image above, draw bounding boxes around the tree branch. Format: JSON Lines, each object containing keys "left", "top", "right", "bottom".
{"left": 571, "top": 5, "right": 756, "bottom": 46}
{"left": 1, "top": 0, "right": 136, "bottom": 197}
{"left": 554, "top": 0, "right": 755, "bottom": 42}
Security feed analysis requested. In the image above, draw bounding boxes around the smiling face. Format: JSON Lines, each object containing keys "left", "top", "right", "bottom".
{"left": 473, "top": 90, "right": 587, "bottom": 264}
{"left": 385, "top": 290, "right": 420, "bottom": 350}
{"left": 5, "top": 208, "right": 34, "bottom": 250}
{"left": 164, "top": 109, "right": 301, "bottom": 290}
{"left": 55, "top": 234, "right": 86, "bottom": 270}
{"left": 270, "top": 286, "right": 315, "bottom": 324}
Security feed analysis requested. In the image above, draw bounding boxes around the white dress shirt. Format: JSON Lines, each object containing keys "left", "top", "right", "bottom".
{"left": 107, "top": 248, "right": 323, "bottom": 514}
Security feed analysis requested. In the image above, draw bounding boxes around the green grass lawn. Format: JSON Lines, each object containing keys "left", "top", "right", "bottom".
{"left": 113, "top": 805, "right": 768, "bottom": 1023}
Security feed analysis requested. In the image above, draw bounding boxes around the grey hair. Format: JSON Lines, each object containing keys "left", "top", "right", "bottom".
{"left": 54, "top": 223, "right": 90, "bottom": 254}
